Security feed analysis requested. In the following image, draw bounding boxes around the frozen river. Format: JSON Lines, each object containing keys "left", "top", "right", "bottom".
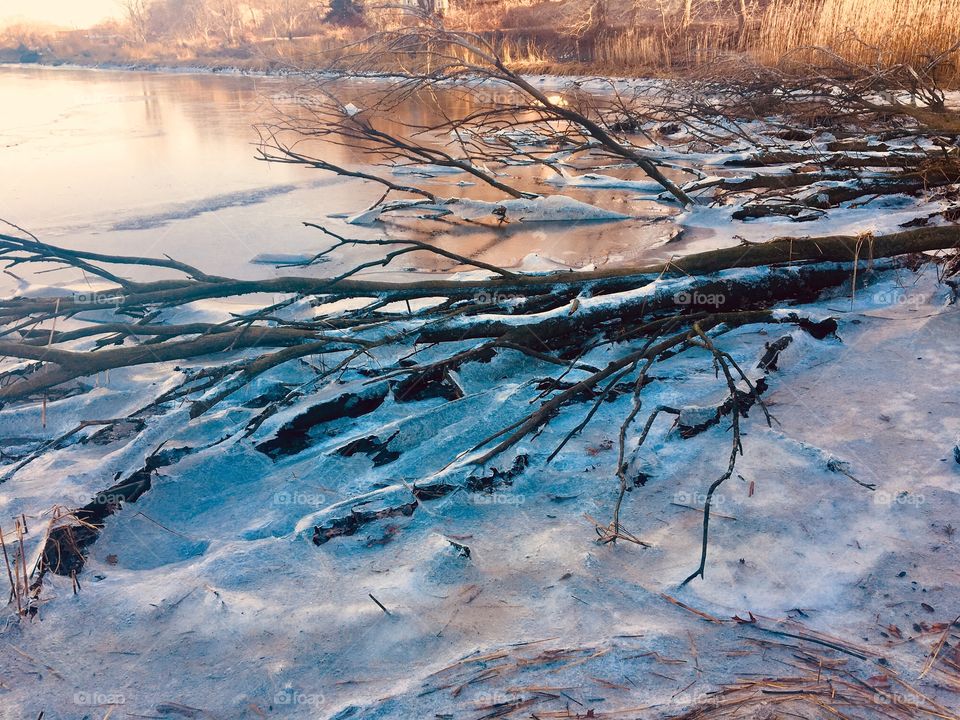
{"left": 0, "top": 65, "right": 685, "bottom": 287}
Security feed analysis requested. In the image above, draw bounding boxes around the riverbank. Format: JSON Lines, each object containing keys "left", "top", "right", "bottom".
{"left": 4, "top": 5, "right": 960, "bottom": 88}
{"left": 0, "top": 52, "right": 692, "bottom": 83}
{"left": 1, "top": 247, "right": 958, "bottom": 720}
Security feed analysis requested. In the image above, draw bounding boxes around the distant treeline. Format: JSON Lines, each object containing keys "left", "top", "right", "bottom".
{"left": 2, "top": 0, "right": 959, "bottom": 85}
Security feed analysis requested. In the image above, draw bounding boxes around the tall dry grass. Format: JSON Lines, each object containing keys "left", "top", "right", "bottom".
{"left": 493, "top": 0, "right": 960, "bottom": 82}
{"left": 4, "top": 0, "right": 959, "bottom": 83}
{"left": 596, "top": 24, "right": 738, "bottom": 70}
{"left": 754, "top": 0, "right": 960, "bottom": 79}
{"left": 588, "top": 0, "right": 960, "bottom": 83}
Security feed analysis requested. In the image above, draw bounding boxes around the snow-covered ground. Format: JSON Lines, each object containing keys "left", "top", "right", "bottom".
{"left": 1, "top": 263, "right": 958, "bottom": 719}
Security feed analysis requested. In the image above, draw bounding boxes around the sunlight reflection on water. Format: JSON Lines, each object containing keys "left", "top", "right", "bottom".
{"left": 1, "top": 65, "right": 693, "bottom": 289}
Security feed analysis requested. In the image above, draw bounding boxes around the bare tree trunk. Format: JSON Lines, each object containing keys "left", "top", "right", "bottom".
{"left": 736, "top": 0, "right": 749, "bottom": 48}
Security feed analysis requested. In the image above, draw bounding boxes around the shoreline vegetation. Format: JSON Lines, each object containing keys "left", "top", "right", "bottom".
{"left": 3, "top": 9, "right": 960, "bottom": 719}
{"left": 2, "top": 0, "right": 960, "bottom": 86}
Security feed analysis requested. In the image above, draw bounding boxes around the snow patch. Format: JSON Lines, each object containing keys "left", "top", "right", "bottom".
{"left": 346, "top": 195, "right": 632, "bottom": 225}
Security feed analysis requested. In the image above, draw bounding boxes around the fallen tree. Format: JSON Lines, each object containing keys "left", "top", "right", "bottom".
{"left": 4, "top": 21, "right": 960, "bottom": 607}
{"left": 0, "top": 220, "right": 956, "bottom": 604}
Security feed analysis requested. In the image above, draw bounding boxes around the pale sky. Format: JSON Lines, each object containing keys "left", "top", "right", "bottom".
{"left": 0, "top": 0, "right": 122, "bottom": 29}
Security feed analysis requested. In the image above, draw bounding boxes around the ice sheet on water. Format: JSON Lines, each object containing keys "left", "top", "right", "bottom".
{"left": 249, "top": 252, "right": 316, "bottom": 265}
{"left": 109, "top": 183, "right": 303, "bottom": 231}
{"left": 390, "top": 164, "right": 467, "bottom": 176}
{"left": 3, "top": 269, "right": 960, "bottom": 719}
{"left": 543, "top": 170, "right": 666, "bottom": 193}
{"left": 346, "top": 195, "right": 632, "bottom": 225}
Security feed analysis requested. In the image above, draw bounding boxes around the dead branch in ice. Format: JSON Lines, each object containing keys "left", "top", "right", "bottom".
{"left": 522, "top": 44, "right": 960, "bottom": 221}
{"left": 247, "top": 24, "right": 960, "bottom": 233}
{"left": 246, "top": 24, "right": 960, "bottom": 233}
{"left": 769, "top": 39, "right": 960, "bottom": 134}
{"left": 662, "top": 37, "right": 960, "bottom": 136}
{"left": 0, "top": 220, "right": 956, "bottom": 593}
{"left": 254, "top": 15, "right": 694, "bottom": 208}
{"left": 1, "top": 516, "right": 34, "bottom": 618}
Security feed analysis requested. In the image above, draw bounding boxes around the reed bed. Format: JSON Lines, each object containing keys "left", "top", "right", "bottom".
{"left": 4, "top": 0, "right": 959, "bottom": 84}
{"left": 514, "top": 0, "right": 960, "bottom": 84}
{"left": 755, "top": 0, "right": 960, "bottom": 72}
{"left": 595, "top": 24, "right": 739, "bottom": 70}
